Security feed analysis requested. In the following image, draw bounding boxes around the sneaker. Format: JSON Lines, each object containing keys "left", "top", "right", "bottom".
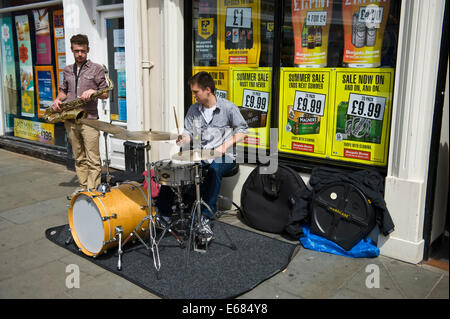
{"left": 67, "top": 187, "right": 85, "bottom": 200}
{"left": 198, "top": 216, "right": 213, "bottom": 242}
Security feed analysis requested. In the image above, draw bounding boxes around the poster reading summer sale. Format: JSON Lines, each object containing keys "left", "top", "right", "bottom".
{"left": 329, "top": 68, "right": 394, "bottom": 166}
{"left": 230, "top": 67, "right": 271, "bottom": 149}
{"left": 278, "top": 67, "right": 333, "bottom": 158}
{"left": 217, "top": 0, "right": 261, "bottom": 66}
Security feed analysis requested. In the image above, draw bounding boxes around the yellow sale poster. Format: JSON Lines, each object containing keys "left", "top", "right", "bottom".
{"left": 329, "top": 68, "right": 394, "bottom": 166}
{"left": 192, "top": 66, "right": 230, "bottom": 104}
{"left": 14, "top": 118, "right": 55, "bottom": 145}
{"left": 229, "top": 67, "right": 272, "bottom": 149}
{"left": 217, "top": 0, "right": 261, "bottom": 66}
{"left": 278, "top": 67, "right": 333, "bottom": 158}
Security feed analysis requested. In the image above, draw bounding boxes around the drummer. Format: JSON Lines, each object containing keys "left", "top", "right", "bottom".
{"left": 156, "top": 71, "right": 248, "bottom": 241}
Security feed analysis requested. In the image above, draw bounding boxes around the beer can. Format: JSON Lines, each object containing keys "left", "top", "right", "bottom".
{"left": 352, "top": 13, "right": 366, "bottom": 48}
{"left": 365, "top": 119, "right": 383, "bottom": 144}
{"left": 349, "top": 117, "right": 370, "bottom": 141}
{"left": 336, "top": 102, "right": 349, "bottom": 138}
{"left": 366, "top": 26, "right": 377, "bottom": 47}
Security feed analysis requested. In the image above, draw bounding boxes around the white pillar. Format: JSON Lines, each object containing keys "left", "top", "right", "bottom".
{"left": 380, "top": 0, "right": 446, "bottom": 263}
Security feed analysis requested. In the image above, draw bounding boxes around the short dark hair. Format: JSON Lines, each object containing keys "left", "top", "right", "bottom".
{"left": 188, "top": 71, "right": 216, "bottom": 94}
{"left": 70, "top": 34, "right": 89, "bottom": 48}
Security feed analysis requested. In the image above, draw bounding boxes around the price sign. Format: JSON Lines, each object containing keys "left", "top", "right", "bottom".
{"left": 306, "top": 11, "right": 328, "bottom": 26}
{"left": 226, "top": 7, "right": 252, "bottom": 29}
{"left": 242, "top": 89, "right": 269, "bottom": 112}
{"left": 358, "top": 6, "right": 384, "bottom": 25}
{"left": 293, "top": 91, "right": 326, "bottom": 116}
{"left": 347, "top": 93, "right": 386, "bottom": 121}
{"left": 216, "top": 89, "right": 227, "bottom": 99}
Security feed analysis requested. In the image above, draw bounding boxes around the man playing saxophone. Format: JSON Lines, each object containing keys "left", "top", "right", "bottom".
{"left": 51, "top": 34, "right": 109, "bottom": 199}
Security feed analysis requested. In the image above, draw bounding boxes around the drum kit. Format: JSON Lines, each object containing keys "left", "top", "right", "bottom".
{"left": 66, "top": 119, "right": 236, "bottom": 275}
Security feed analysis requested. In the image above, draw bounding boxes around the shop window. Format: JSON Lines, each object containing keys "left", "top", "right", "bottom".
{"left": 105, "top": 17, "right": 126, "bottom": 122}
{"left": 188, "top": 0, "right": 401, "bottom": 170}
{"left": 1, "top": 7, "right": 67, "bottom": 147}
{"left": 191, "top": 0, "right": 275, "bottom": 151}
{"left": 97, "top": 0, "right": 124, "bottom": 6}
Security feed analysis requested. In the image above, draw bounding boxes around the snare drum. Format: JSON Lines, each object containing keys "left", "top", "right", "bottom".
{"left": 68, "top": 182, "right": 149, "bottom": 257}
{"left": 154, "top": 159, "right": 202, "bottom": 187}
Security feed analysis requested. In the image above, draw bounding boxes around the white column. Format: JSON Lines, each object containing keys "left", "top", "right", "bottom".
{"left": 380, "top": 0, "right": 446, "bottom": 263}
{"left": 124, "top": 0, "right": 143, "bottom": 131}
{"left": 159, "top": 0, "right": 185, "bottom": 160}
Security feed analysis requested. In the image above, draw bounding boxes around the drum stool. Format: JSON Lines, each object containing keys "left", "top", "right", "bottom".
{"left": 216, "top": 162, "right": 242, "bottom": 218}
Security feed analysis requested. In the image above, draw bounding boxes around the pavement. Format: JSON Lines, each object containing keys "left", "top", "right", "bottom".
{"left": 0, "top": 148, "right": 448, "bottom": 302}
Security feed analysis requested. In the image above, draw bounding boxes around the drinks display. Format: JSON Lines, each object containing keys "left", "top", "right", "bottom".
{"left": 291, "top": 0, "right": 334, "bottom": 67}
{"left": 342, "top": 0, "right": 391, "bottom": 67}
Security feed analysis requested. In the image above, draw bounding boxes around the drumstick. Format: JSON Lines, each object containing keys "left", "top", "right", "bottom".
{"left": 173, "top": 106, "right": 180, "bottom": 136}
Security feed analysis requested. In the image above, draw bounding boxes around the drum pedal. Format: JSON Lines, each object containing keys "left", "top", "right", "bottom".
{"left": 193, "top": 235, "right": 209, "bottom": 253}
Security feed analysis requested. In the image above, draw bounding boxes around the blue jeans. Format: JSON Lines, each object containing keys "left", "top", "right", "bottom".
{"left": 200, "top": 155, "right": 235, "bottom": 218}
{"left": 155, "top": 155, "right": 235, "bottom": 219}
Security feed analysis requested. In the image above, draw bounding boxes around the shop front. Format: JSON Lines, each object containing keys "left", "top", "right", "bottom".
{"left": 0, "top": 0, "right": 448, "bottom": 264}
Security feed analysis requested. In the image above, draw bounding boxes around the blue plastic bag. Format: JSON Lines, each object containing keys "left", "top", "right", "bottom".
{"left": 299, "top": 224, "right": 379, "bottom": 258}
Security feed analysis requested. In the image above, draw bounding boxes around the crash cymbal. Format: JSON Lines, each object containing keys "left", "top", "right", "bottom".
{"left": 79, "top": 119, "right": 127, "bottom": 135}
{"left": 113, "top": 130, "right": 179, "bottom": 141}
{"left": 171, "top": 149, "right": 223, "bottom": 162}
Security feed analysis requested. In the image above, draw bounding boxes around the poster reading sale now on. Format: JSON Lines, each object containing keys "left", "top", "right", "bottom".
{"left": 329, "top": 68, "right": 394, "bottom": 166}
{"left": 278, "top": 67, "right": 333, "bottom": 158}
{"left": 192, "top": 66, "right": 230, "bottom": 104}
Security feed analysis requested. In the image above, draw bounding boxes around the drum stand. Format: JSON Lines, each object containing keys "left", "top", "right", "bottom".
{"left": 116, "top": 141, "right": 161, "bottom": 274}
{"left": 184, "top": 164, "right": 236, "bottom": 267}
{"left": 155, "top": 186, "right": 187, "bottom": 247}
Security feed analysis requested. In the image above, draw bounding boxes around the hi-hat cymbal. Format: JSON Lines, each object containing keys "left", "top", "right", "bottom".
{"left": 113, "top": 130, "right": 179, "bottom": 141}
{"left": 171, "top": 149, "right": 224, "bottom": 162}
{"left": 79, "top": 119, "right": 127, "bottom": 135}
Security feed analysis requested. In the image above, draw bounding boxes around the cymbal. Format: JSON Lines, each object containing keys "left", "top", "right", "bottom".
{"left": 171, "top": 149, "right": 223, "bottom": 162}
{"left": 113, "top": 130, "right": 179, "bottom": 141}
{"left": 79, "top": 119, "right": 127, "bottom": 135}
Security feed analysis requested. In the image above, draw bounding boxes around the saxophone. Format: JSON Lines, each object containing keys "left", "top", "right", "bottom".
{"left": 43, "top": 64, "right": 114, "bottom": 124}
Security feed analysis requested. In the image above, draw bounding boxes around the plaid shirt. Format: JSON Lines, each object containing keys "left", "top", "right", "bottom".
{"left": 183, "top": 97, "right": 249, "bottom": 159}
{"left": 59, "top": 60, "right": 108, "bottom": 118}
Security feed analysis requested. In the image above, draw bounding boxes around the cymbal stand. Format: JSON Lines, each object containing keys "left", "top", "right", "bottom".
{"left": 97, "top": 131, "right": 111, "bottom": 193}
{"left": 120, "top": 140, "right": 161, "bottom": 274}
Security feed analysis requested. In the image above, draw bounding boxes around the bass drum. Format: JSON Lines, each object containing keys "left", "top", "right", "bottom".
{"left": 68, "top": 182, "right": 149, "bottom": 257}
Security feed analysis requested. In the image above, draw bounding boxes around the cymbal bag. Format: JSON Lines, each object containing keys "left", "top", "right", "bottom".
{"left": 310, "top": 182, "right": 376, "bottom": 251}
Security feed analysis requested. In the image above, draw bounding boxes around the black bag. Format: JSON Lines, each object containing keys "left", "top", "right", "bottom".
{"left": 240, "top": 165, "right": 307, "bottom": 234}
{"left": 310, "top": 182, "right": 376, "bottom": 251}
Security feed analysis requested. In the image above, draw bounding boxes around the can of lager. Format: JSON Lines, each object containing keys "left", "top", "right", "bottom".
{"left": 349, "top": 117, "right": 370, "bottom": 141}
{"left": 365, "top": 119, "right": 383, "bottom": 144}
{"left": 336, "top": 102, "right": 350, "bottom": 139}
{"left": 366, "top": 26, "right": 377, "bottom": 47}
{"left": 352, "top": 13, "right": 366, "bottom": 48}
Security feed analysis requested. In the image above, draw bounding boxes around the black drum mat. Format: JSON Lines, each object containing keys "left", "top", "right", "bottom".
{"left": 45, "top": 222, "right": 298, "bottom": 299}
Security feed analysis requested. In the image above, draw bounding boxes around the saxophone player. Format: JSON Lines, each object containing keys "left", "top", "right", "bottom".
{"left": 51, "top": 34, "right": 109, "bottom": 199}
